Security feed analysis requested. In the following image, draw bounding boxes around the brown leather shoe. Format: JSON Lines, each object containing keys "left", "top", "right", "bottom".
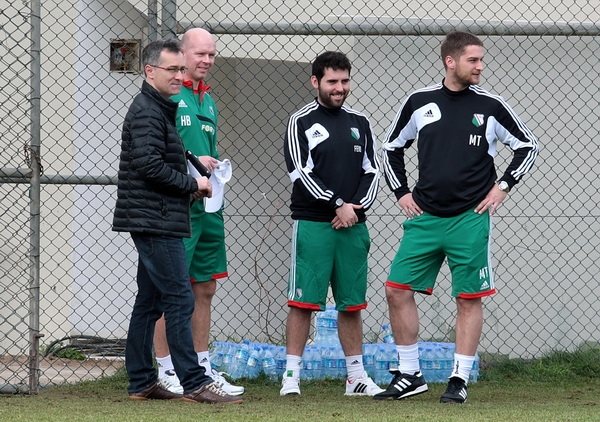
{"left": 129, "top": 382, "right": 184, "bottom": 401}
{"left": 183, "top": 382, "right": 244, "bottom": 404}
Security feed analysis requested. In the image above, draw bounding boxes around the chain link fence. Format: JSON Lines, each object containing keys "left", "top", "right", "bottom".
{"left": 1, "top": 0, "right": 598, "bottom": 393}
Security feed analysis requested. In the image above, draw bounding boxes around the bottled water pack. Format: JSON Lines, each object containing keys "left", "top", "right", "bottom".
{"left": 208, "top": 337, "right": 478, "bottom": 384}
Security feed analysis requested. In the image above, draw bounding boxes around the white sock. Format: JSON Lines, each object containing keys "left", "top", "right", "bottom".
{"left": 197, "top": 351, "right": 211, "bottom": 373}
{"left": 284, "top": 354, "right": 302, "bottom": 379}
{"left": 156, "top": 355, "right": 174, "bottom": 378}
{"left": 345, "top": 354, "right": 365, "bottom": 381}
{"left": 450, "top": 353, "right": 474, "bottom": 384}
{"left": 397, "top": 343, "right": 420, "bottom": 374}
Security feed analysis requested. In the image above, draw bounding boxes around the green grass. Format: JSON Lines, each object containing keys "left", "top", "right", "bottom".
{"left": 1, "top": 349, "right": 599, "bottom": 422}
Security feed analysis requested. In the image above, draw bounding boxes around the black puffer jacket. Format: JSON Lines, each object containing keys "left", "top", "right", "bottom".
{"left": 112, "top": 81, "right": 198, "bottom": 238}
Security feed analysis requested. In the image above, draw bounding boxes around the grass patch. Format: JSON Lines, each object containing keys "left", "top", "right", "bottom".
{"left": 1, "top": 350, "right": 599, "bottom": 422}
{"left": 482, "top": 348, "right": 600, "bottom": 381}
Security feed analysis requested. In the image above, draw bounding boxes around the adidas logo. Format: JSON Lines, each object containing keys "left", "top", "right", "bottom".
{"left": 349, "top": 359, "right": 361, "bottom": 365}
{"left": 349, "top": 382, "right": 368, "bottom": 394}
{"left": 423, "top": 109, "right": 434, "bottom": 118}
{"left": 480, "top": 280, "right": 490, "bottom": 290}
{"left": 393, "top": 377, "right": 413, "bottom": 392}
{"left": 311, "top": 129, "right": 324, "bottom": 138}
{"left": 199, "top": 357, "right": 209, "bottom": 363}
{"left": 178, "top": 100, "right": 188, "bottom": 108}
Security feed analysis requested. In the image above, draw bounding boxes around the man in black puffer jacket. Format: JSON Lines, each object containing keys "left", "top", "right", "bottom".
{"left": 112, "top": 38, "right": 242, "bottom": 404}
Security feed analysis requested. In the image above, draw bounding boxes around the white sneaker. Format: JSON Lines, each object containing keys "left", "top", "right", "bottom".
{"left": 158, "top": 370, "right": 184, "bottom": 394}
{"left": 280, "top": 376, "right": 301, "bottom": 396}
{"left": 345, "top": 371, "right": 385, "bottom": 396}
{"left": 210, "top": 369, "right": 245, "bottom": 396}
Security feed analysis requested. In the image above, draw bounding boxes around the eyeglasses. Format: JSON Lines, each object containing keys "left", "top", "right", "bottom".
{"left": 148, "top": 65, "right": 187, "bottom": 74}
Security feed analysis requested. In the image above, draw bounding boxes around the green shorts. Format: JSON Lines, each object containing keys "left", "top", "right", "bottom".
{"left": 287, "top": 220, "right": 370, "bottom": 311}
{"left": 387, "top": 208, "right": 496, "bottom": 298}
{"left": 184, "top": 205, "right": 227, "bottom": 283}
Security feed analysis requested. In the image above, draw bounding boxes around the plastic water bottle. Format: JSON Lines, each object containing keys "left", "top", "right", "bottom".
{"left": 421, "top": 346, "right": 434, "bottom": 371}
{"left": 301, "top": 346, "right": 312, "bottom": 380}
{"left": 221, "top": 342, "right": 235, "bottom": 374}
{"left": 381, "top": 324, "right": 395, "bottom": 344}
{"left": 419, "top": 343, "right": 433, "bottom": 382}
{"left": 433, "top": 345, "right": 446, "bottom": 382}
{"left": 262, "top": 346, "right": 278, "bottom": 382}
{"left": 362, "top": 343, "right": 376, "bottom": 379}
{"left": 311, "top": 346, "right": 322, "bottom": 380}
{"left": 374, "top": 346, "right": 389, "bottom": 386}
{"left": 322, "top": 346, "right": 338, "bottom": 379}
{"left": 441, "top": 344, "right": 454, "bottom": 378}
{"left": 470, "top": 353, "right": 480, "bottom": 383}
{"left": 209, "top": 341, "right": 223, "bottom": 372}
{"left": 301, "top": 346, "right": 321, "bottom": 380}
{"left": 244, "top": 346, "right": 261, "bottom": 379}
{"left": 386, "top": 343, "right": 398, "bottom": 374}
{"left": 230, "top": 340, "right": 249, "bottom": 379}
{"left": 333, "top": 345, "right": 346, "bottom": 379}
{"left": 315, "top": 311, "right": 325, "bottom": 344}
{"left": 315, "top": 306, "right": 339, "bottom": 346}
{"left": 432, "top": 345, "right": 443, "bottom": 370}
{"left": 274, "top": 346, "right": 287, "bottom": 379}
{"left": 420, "top": 345, "right": 435, "bottom": 382}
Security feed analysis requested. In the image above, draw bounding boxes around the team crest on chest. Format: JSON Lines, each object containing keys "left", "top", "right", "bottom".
{"left": 472, "top": 113, "right": 485, "bottom": 127}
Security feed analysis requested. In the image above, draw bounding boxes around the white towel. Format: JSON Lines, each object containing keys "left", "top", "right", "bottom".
{"left": 205, "top": 159, "right": 232, "bottom": 213}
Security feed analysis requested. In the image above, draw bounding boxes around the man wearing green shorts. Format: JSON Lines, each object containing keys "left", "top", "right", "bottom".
{"left": 288, "top": 220, "right": 371, "bottom": 310}
{"left": 387, "top": 210, "right": 493, "bottom": 299}
{"left": 281, "top": 51, "right": 382, "bottom": 397}
{"left": 374, "top": 32, "right": 539, "bottom": 404}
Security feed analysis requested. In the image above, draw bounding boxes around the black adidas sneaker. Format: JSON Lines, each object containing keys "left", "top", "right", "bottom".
{"left": 373, "top": 370, "right": 428, "bottom": 400}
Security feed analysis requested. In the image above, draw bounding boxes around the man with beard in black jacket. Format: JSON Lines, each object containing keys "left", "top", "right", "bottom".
{"left": 112, "top": 38, "right": 242, "bottom": 404}
{"left": 374, "top": 32, "right": 538, "bottom": 404}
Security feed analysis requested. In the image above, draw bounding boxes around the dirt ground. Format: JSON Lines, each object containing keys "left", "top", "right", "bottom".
{"left": 0, "top": 355, "right": 124, "bottom": 393}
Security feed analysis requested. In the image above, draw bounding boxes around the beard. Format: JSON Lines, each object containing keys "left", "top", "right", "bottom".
{"left": 317, "top": 88, "right": 348, "bottom": 109}
{"left": 455, "top": 70, "right": 480, "bottom": 87}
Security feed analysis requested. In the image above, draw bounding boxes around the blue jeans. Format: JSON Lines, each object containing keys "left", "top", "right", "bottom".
{"left": 126, "top": 234, "right": 212, "bottom": 394}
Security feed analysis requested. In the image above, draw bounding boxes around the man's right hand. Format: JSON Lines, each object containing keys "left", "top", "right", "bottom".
{"left": 331, "top": 203, "right": 361, "bottom": 229}
{"left": 192, "top": 176, "right": 212, "bottom": 200}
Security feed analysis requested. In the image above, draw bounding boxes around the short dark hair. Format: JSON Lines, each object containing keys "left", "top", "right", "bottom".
{"left": 141, "top": 38, "right": 181, "bottom": 75}
{"left": 440, "top": 32, "right": 483, "bottom": 68}
{"left": 311, "top": 51, "right": 352, "bottom": 82}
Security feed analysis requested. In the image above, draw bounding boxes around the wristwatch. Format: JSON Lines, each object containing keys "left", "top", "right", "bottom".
{"left": 497, "top": 181, "right": 511, "bottom": 193}
{"left": 334, "top": 198, "right": 344, "bottom": 209}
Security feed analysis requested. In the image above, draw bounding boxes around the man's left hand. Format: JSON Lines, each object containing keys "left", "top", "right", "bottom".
{"left": 475, "top": 184, "right": 508, "bottom": 215}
